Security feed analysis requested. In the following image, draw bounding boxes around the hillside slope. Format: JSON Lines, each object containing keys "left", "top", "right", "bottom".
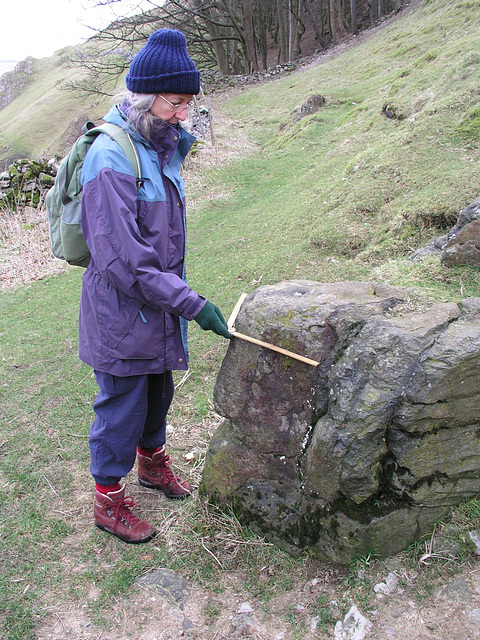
{"left": 0, "top": 1, "right": 431, "bottom": 168}
{"left": 0, "top": 47, "right": 115, "bottom": 166}
{"left": 184, "top": 0, "right": 480, "bottom": 309}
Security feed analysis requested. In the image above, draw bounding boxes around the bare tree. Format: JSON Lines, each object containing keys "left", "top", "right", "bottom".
{"left": 66, "top": 0, "right": 409, "bottom": 98}
{"left": 304, "top": 0, "right": 328, "bottom": 48}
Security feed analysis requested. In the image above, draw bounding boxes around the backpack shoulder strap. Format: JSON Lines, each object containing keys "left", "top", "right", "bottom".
{"left": 87, "top": 123, "right": 142, "bottom": 184}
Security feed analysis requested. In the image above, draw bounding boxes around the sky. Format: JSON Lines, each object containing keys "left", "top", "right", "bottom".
{"left": 0, "top": 0, "right": 155, "bottom": 62}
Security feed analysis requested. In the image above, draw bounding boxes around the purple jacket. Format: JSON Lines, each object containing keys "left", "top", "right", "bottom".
{"left": 78, "top": 104, "right": 205, "bottom": 376}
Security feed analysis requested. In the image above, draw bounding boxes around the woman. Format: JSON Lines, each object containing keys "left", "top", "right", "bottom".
{"left": 79, "top": 29, "right": 231, "bottom": 543}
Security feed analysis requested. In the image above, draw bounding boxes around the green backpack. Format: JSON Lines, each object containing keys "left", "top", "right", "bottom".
{"left": 46, "top": 121, "right": 142, "bottom": 267}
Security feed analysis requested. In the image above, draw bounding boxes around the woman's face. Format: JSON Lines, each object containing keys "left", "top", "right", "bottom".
{"left": 149, "top": 93, "right": 194, "bottom": 124}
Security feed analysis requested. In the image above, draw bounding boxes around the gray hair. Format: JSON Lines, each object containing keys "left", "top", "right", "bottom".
{"left": 115, "top": 89, "right": 158, "bottom": 140}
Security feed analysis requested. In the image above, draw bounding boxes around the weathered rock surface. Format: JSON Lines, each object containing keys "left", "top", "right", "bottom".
{"left": 0, "top": 58, "right": 34, "bottom": 111}
{"left": 201, "top": 281, "right": 480, "bottom": 563}
{"left": 294, "top": 94, "right": 326, "bottom": 122}
{"left": 411, "top": 196, "right": 480, "bottom": 267}
{"left": 442, "top": 218, "right": 480, "bottom": 267}
{"left": 136, "top": 568, "right": 190, "bottom": 610}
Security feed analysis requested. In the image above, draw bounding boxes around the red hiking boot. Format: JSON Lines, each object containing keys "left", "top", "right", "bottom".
{"left": 137, "top": 446, "right": 192, "bottom": 499}
{"left": 94, "top": 485, "right": 157, "bottom": 544}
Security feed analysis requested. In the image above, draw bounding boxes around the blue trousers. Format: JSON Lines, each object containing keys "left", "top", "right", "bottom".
{"left": 89, "top": 371, "right": 174, "bottom": 485}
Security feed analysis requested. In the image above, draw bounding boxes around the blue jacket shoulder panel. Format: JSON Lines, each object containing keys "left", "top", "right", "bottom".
{"left": 81, "top": 104, "right": 196, "bottom": 203}
{"left": 81, "top": 134, "right": 137, "bottom": 186}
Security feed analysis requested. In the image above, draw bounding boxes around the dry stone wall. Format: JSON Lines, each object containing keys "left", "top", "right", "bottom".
{"left": 201, "top": 281, "right": 480, "bottom": 563}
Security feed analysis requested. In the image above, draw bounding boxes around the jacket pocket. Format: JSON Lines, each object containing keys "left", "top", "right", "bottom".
{"left": 107, "top": 297, "right": 165, "bottom": 360}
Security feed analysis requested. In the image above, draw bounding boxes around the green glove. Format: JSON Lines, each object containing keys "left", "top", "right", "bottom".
{"left": 194, "top": 301, "right": 232, "bottom": 339}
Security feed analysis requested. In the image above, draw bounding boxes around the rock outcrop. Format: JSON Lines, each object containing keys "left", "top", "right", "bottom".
{"left": 411, "top": 197, "right": 480, "bottom": 267}
{"left": 201, "top": 281, "right": 480, "bottom": 563}
{"left": 0, "top": 58, "right": 34, "bottom": 111}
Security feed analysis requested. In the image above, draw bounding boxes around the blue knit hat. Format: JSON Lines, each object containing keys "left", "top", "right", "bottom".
{"left": 126, "top": 29, "right": 200, "bottom": 95}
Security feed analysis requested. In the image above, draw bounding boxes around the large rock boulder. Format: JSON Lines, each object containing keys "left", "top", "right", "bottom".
{"left": 201, "top": 281, "right": 480, "bottom": 563}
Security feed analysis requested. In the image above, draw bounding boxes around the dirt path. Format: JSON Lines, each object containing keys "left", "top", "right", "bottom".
{"left": 35, "top": 543, "right": 480, "bottom": 639}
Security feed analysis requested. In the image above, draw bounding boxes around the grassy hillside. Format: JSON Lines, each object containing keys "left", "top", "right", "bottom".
{"left": 185, "top": 0, "right": 479, "bottom": 317}
{"left": 1, "top": 1, "right": 480, "bottom": 639}
{"left": 0, "top": 47, "right": 117, "bottom": 165}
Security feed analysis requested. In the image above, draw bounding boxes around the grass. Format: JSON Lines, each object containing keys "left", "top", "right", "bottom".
{"left": 1, "top": 1, "right": 480, "bottom": 638}
{"left": 188, "top": 0, "right": 480, "bottom": 295}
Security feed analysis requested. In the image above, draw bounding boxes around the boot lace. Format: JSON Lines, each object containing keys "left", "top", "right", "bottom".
{"left": 110, "top": 496, "right": 141, "bottom": 529}
{"left": 159, "top": 454, "right": 181, "bottom": 486}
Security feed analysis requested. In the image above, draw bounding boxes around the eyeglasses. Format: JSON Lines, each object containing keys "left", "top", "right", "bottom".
{"left": 156, "top": 94, "right": 193, "bottom": 113}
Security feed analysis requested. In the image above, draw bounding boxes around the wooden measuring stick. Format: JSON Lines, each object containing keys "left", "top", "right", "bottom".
{"left": 227, "top": 293, "right": 248, "bottom": 330}
{"left": 227, "top": 293, "right": 319, "bottom": 367}
{"left": 230, "top": 330, "right": 320, "bottom": 367}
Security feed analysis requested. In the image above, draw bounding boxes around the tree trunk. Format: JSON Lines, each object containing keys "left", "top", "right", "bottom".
{"left": 288, "top": 0, "right": 294, "bottom": 61}
{"left": 276, "top": 0, "right": 289, "bottom": 63}
{"left": 219, "top": 0, "right": 253, "bottom": 73}
{"left": 350, "top": 0, "right": 357, "bottom": 34}
{"left": 329, "top": 0, "right": 348, "bottom": 43}
{"left": 304, "top": 0, "right": 328, "bottom": 48}
{"left": 257, "top": 2, "right": 269, "bottom": 69}
{"left": 215, "top": 40, "right": 231, "bottom": 75}
{"left": 293, "top": 0, "right": 305, "bottom": 59}
{"left": 243, "top": 0, "right": 259, "bottom": 71}
{"left": 201, "top": 9, "right": 230, "bottom": 75}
